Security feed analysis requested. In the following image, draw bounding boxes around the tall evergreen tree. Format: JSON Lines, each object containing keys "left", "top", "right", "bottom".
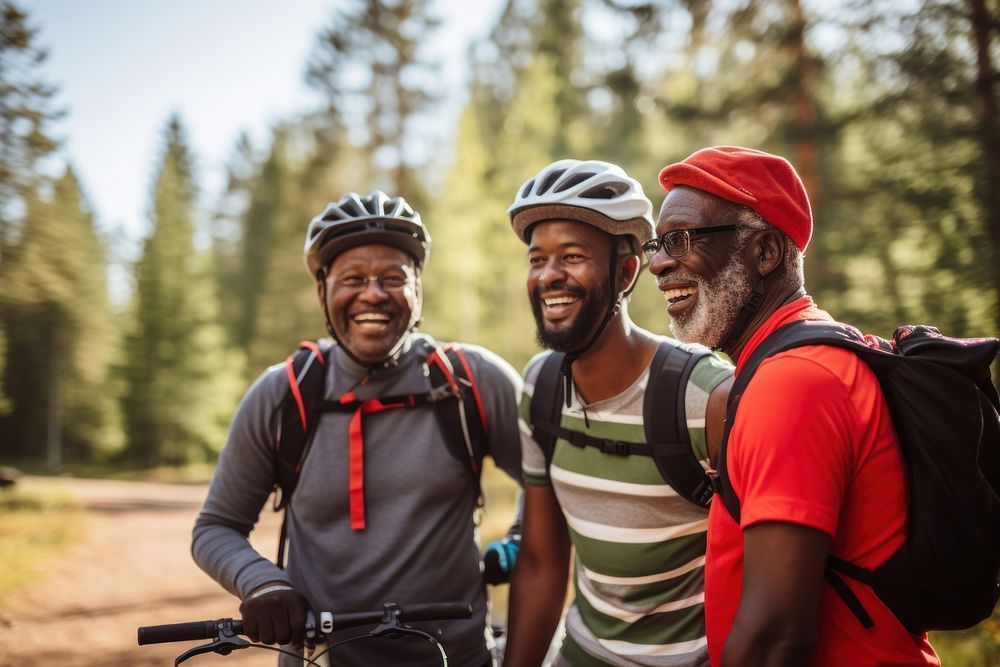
{"left": 0, "top": 2, "right": 60, "bottom": 254}
{"left": 831, "top": 0, "right": 997, "bottom": 337}
{"left": 306, "top": 0, "right": 441, "bottom": 204}
{"left": 0, "top": 168, "right": 115, "bottom": 463}
{"left": 119, "top": 116, "right": 243, "bottom": 466}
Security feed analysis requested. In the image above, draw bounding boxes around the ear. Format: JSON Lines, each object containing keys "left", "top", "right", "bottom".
{"left": 751, "top": 229, "right": 785, "bottom": 278}
{"left": 618, "top": 254, "right": 641, "bottom": 293}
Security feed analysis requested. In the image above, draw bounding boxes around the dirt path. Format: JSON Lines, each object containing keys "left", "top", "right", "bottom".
{"left": 0, "top": 476, "right": 282, "bottom": 667}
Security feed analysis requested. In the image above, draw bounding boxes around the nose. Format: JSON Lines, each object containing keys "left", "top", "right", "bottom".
{"left": 357, "top": 277, "right": 389, "bottom": 302}
{"left": 538, "top": 258, "right": 567, "bottom": 289}
{"left": 647, "top": 247, "right": 678, "bottom": 278}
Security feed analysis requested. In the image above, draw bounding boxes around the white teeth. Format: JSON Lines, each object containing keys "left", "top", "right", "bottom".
{"left": 544, "top": 296, "right": 577, "bottom": 306}
{"left": 354, "top": 313, "right": 390, "bottom": 322}
{"left": 663, "top": 287, "right": 697, "bottom": 302}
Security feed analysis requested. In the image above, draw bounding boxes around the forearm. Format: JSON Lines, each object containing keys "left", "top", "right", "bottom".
{"left": 192, "top": 514, "right": 289, "bottom": 599}
{"left": 503, "top": 555, "right": 568, "bottom": 667}
{"left": 722, "top": 522, "right": 828, "bottom": 667}
{"left": 722, "top": 613, "right": 816, "bottom": 667}
{"left": 503, "top": 483, "right": 570, "bottom": 667}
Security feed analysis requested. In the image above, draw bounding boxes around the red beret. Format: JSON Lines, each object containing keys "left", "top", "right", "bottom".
{"left": 658, "top": 146, "right": 812, "bottom": 251}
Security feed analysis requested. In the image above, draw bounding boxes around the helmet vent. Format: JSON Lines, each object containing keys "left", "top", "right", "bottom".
{"left": 536, "top": 169, "right": 567, "bottom": 195}
{"left": 520, "top": 179, "right": 535, "bottom": 199}
{"left": 580, "top": 181, "right": 629, "bottom": 199}
{"left": 342, "top": 200, "right": 366, "bottom": 217}
{"left": 553, "top": 172, "right": 596, "bottom": 193}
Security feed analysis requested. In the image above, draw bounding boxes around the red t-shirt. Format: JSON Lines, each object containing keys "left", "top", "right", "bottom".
{"left": 704, "top": 297, "right": 939, "bottom": 666}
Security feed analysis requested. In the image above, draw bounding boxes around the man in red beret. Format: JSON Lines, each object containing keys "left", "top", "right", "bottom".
{"left": 647, "top": 146, "right": 939, "bottom": 666}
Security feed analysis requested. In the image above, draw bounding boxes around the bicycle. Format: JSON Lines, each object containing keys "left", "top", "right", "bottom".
{"left": 137, "top": 600, "right": 473, "bottom": 666}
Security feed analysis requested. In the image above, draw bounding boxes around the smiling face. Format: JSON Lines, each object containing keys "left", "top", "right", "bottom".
{"left": 319, "top": 244, "right": 421, "bottom": 364}
{"left": 648, "top": 187, "right": 756, "bottom": 349}
{"left": 527, "top": 220, "right": 615, "bottom": 352}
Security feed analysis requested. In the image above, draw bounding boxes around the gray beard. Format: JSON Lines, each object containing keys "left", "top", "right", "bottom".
{"left": 668, "top": 259, "right": 755, "bottom": 349}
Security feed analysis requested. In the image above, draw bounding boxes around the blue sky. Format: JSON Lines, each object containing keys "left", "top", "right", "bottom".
{"left": 21, "top": 0, "right": 503, "bottom": 246}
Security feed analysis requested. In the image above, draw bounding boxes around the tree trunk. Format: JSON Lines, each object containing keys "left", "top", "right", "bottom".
{"left": 788, "top": 0, "right": 820, "bottom": 211}
{"left": 46, "top": 321, "right": 61, "bottom": 468}
{"left": 968, "top": 0, "right": 1000, "bottom": 339}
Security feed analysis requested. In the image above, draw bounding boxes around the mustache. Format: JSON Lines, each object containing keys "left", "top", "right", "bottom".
{"left": 531, "top": 280, "right": 587, "bottom": 302}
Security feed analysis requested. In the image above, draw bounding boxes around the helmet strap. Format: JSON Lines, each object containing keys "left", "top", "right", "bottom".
{"left": 714, "top": 274, "right": 767, "bottom": 353}
{"left": 559, "top": 248, "right": 629, "bottom": 408}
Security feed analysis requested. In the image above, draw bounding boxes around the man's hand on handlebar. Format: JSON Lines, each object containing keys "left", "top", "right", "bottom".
{"left": 239, "top": 582, "right": 312, "bottom": 648}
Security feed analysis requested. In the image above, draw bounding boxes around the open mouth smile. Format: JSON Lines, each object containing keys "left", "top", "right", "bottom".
{"left": 539, "top": 293, "right": 580, "bottom": 321}
{"left": 351, "top": 312, "right": 393, "bottom": 329}
{"left": 660, "top": 283, "right": 698, "bottom": 316}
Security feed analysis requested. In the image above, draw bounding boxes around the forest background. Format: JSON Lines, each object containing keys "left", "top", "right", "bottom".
{"left": 1, "top": 0, "right": 998, "bottom": 660}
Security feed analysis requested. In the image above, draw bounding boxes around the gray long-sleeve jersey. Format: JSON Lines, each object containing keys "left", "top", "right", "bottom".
{"left": 192, "top": 334, "right": 523, "bottom": 666}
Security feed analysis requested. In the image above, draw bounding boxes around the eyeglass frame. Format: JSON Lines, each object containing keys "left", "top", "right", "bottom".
{"left": 641, "top": 224, "right": 741, "bottom": 259}
{"left": 330, "top": 271, "right": 414, "bottom": 292}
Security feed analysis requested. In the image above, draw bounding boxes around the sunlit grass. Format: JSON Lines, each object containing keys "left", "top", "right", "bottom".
{"left": 0, "top": 486, "right": 83, "bottom": 602}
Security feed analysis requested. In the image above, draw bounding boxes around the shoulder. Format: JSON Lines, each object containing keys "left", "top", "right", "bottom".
{"left": 521, "top": 349, "right": 556, "bottom": 395}
{"left": 229, "top": 361, "right": 290, "bottom": 424}
{"left": 648, "top": 334, "right": 734, "bottom": 393}
{"left": 419, "top": 334, "right": 523, "bottom": 394}
{"left": 742, "top": 346, "right": 862, "bottom": 427}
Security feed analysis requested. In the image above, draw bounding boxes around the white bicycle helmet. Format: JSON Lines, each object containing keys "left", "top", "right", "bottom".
{"left": 508, "top": 159, "right": 655, "bottom": 255}
{"left": 304, "top": 191, "right": 430, "bottom": 278}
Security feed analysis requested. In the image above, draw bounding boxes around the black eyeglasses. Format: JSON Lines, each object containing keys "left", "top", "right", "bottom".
{"left": 641, "top": 225, "right": 740, "bottom": 259}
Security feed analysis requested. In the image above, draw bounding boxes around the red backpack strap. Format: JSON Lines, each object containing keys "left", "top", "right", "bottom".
{"left": 425, "top": 341, "right": 488, "bottom": 504}
{"left": 273, "top": 340, "right": 332, "bottom": 563}
{"left": 444, "top": 343, "right": 487, "bottom": 432}
{"left": 273, "top": 340, "right": 331, "bottom": 567}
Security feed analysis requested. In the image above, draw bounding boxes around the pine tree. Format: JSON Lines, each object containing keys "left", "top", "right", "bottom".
{"left": 0, "top": 2, "right": 60, "bottom": 254}
{"left": 306, "top": 0, "right": 441, "bottom": 205}
{"left": 0, "top": 168, "right": 115, "bottom": 463}
{"left": 119, "top": 116, "right": 244, "bottom": 466}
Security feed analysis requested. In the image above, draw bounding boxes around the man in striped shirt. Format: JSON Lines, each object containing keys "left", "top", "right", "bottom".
{"left": 503, "top": 160, "right": 733, "bottom": 667}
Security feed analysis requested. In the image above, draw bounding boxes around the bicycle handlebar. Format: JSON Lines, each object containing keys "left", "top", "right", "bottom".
{"left": 137, "top": 601, "right": 472, "bottom": 645}
{"left": 323, "top": 601, "right": 471, "bottom": 631}
{"left": 138, "top": 619, "right": 240, "bottom": 645}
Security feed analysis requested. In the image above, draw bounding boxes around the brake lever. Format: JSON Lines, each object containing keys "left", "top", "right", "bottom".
{"left": 174, "top": 619, "right": 250, "bottom": 666}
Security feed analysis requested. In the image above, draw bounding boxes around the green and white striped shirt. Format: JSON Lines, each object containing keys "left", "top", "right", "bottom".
{"left": 519, "top": 339, "right": 733, "bottom": 667}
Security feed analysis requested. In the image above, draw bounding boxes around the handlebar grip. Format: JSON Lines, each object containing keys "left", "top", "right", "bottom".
{"left": 137, "top": 619, "right": 243, "bottom": 645}
{"left": 398, "top": 602, "right": 473, "bottom": 622}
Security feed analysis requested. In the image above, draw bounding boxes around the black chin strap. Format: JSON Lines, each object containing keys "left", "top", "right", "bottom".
{"left": 715, "top": 275, "right": 767, "bottom": 354}
{"left": 560, "top": 253, "right": 630, "bottom": 408}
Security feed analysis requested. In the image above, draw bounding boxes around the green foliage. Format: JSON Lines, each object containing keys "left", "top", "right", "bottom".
{"left": 119, "top": 117, "right": 245, "bottom": 466}
{"left": 0, "top": 2, "right": 61, "bottom": 253}
{"left": 306, "top": 0, "right": 441, "bottom": 204}
{"left": 0, "top": 168, "right": 117, "bottom": 463}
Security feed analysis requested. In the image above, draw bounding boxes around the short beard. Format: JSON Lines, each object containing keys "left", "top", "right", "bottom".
{"left": 531, "top": 280, "right": 610, "bottom": 353}
{"left": 669, "top": 259, "right": 755, "bottom": 349}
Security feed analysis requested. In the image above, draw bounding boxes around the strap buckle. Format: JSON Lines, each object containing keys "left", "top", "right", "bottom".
{"left": 601, "top": 439, "right": 631, "bottom": 456}
{"left": 427, "top": 383, "right": 457, "bottom": 403}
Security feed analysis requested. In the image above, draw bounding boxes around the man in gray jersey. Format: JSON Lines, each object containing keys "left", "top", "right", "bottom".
{"left": 503, "top": 160, "right": 733, "bottom": 667}
{"left": 192, "top": 191, "right": 523, "bottom": 666}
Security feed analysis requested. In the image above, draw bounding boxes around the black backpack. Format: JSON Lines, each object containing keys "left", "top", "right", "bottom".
{"left": 529, "top": 340, "right": 722, "bottom": 508}
{"left": 713, "top": 320, "right": 1000, "bottom": 633}
{"left": 271, "top": 338, "right": 488, "bottom": 567}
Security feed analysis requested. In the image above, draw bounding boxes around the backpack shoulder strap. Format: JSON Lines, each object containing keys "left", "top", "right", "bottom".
{"left": 715, "top": 320, "right": 860, "bottom": 523}
{"left": 273, "top": 339, "right": 332, "bottom": 568}
{"left": 425, "top": 340, "right": 488, "bottom": 506}
{"left": 529, "top": 352, "right": 566, "bottom": 472}
{"left": 643, "top": 341, "right": 713, "bottom": 507}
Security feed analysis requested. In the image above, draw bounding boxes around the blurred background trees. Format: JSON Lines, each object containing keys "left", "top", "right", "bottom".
{"left": 0, "top": 0, "right": 996, "bottom": 463}
{"left": 0, "top": 0, "right": 996, "bottom": 657}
